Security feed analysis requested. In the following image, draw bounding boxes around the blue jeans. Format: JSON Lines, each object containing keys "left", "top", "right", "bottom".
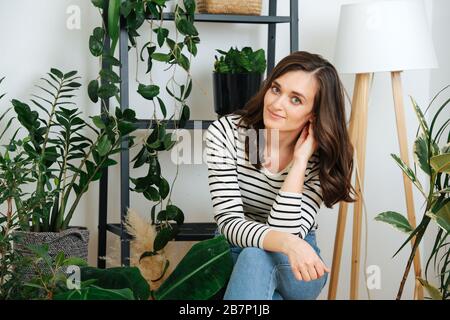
{"left": 217, "top": 229, "right": 328, "bottom": 300}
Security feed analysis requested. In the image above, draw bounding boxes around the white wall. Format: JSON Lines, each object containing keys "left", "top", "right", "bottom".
{"left": 0, "top": 0, "right": 447, "bottom": 300}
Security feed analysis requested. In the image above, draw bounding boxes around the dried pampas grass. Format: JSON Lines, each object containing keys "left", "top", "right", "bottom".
{"left": 125, "top": 208, "right": 196, "bottom": 291}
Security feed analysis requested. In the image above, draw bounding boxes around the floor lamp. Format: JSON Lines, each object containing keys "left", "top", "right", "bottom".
{"left": 328, "top": 0, "right": 438, "bottom": 300}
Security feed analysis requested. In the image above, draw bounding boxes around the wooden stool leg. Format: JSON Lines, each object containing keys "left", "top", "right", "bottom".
{"left": 350, "top": 73, "right": 371, "bottom": 300}
{"left": 328, "top": 73, "right": 368, "bottom": 299}
{"left": 391, "top": 71, "right": 424, "bottom": 300}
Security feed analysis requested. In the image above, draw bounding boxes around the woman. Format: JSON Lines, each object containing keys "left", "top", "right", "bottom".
{"left": 205, "top": 51, "right": 355, "bottom": 300}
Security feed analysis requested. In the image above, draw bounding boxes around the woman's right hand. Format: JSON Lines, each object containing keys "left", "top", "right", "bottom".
{"left": 282, "top": 235, "right": 331, "bottom": 282}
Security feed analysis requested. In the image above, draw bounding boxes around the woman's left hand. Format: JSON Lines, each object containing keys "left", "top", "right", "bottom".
{"left": 293, "top": 120, "right": 318, "bottom": 164}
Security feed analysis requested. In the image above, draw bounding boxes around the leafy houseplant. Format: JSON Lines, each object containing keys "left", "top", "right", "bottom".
{"left": 3, "top": 68, "right": 138, "bottom": 267}
{"left": 375, "top": 86, "right": 450, "bottom": 300}
{"left": 213, "top": 46, "right": 267, "bottom": 116}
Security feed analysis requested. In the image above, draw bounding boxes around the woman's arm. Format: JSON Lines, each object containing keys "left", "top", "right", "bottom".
{"left": 264, "top": 121, "right": 330, "bottom": 281}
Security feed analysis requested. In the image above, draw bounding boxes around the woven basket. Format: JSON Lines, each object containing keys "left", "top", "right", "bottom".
{"left": 197, "top": 0, "right": 262, "bottom": 15}
{"left": 13, "top": 228, "right": 89, "bottom": 281}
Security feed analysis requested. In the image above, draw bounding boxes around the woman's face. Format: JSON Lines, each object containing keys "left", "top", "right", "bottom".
{"left": 263, "top": 70, "right": 318, "bottom": 133}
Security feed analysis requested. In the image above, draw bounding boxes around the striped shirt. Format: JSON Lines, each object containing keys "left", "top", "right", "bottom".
{"left": 205, "top": 114, "right": 322, "bottom": 249}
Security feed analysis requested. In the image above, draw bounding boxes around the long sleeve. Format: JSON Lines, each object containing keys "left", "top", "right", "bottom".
{"left": 206, "top": 119, "right": 271, "bottom": 249}
{"left": 266, "top": 155, "right": 322, "bottom": 239}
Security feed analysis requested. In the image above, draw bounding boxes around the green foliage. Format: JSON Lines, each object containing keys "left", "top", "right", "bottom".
{"left": 77, "top": 266, "right": 150, "bottom": 300}
{"left": 375, "top": 87, "right": 450, "bottom": 300}
{"left": 214, "top": 46, "right": 267, "bottom": 74}
{"left": 89, "top": 0, "right": 201, "bottom": 256}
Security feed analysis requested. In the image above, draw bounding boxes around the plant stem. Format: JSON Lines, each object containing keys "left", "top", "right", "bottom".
{"left": 396, "top": 218, "right": 429, "bottom": 299}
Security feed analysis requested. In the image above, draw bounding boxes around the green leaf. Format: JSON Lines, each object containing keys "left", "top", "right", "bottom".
{"left": 163, "top": 133, "right": 176, "bottom": 150}
{"left": 152, "top": 53, "right": 170, "bottom": 62}
{"left": 55, "top": 251, "right": 65, "bottom": 267}
{"left": 176, "top": 16, "right": 198, "bottom": 36}
{"left": 153, "top": 226, "right": 176, "bottom": 251}
{"left": 137, "top": 84, "right": 160, "bottom": 100}
{"left": 100, "top": 69, "right": 120, "bottom": 84}
{"left": 76, "top": 266, "right": 150, "bottom": 300}
{"left": 427, "top": 200, "right": 450, "bottom": 233}
{"left": 430, "top": 153, "right": 450, "bottom": 173}
{"left": 417, "top": 278, "right": 443, "bottom": 300}
{"left": 178, "top": 54, "right": 190, "bottom": 71}
{"left": 98, "top": 83, "right": 118, "bottom": 99}
{"left": 50, "top": 68, "right": 64, "bottom": 79}
{"left": 184, "top": 0, "right": 196, "bottom": 15}
{"left": 63, "top": 257, "right": 88, "bottom": 267}
{"left": 91, "top": 0, "right": 104, "bottom": 9}
{"left": 157, "top": 97, "right": 167, "bottom": 118}
{"left": 178, "top": 104, "right": 190, "bottom": 128}
{"left": 155, "top": 27, "right": 169, "bottom": 47}
{"left": 375, "top": 211, "right": 413, "bottom": 233}
{"left": 103, "top": 54, "right": 121, "bottom": 67}
{"left": 410, "top": 97, "right": 430, "bottom": 138}
{"left": 391, "top": 154, "right": 424, "bottom": 195}
{"left": 64, "top": 70, "right": 78, "bottom": 79}
{"left": 97, "top": 135, "right": 112, "bottom": 156}
{"left": 108, "top": 0, "right": 121, "bottom": 54}
{"left": 143, "top": 186, "right": 160, "bottom": 202}
{"left": 93, "top": 27, "right": 105, "bottom": 40}
{"left": 91, "top": 115, "right": 105, "bottom": 129}
{"left": 154, "top": 236, "right": 232, "bottom": 300}
{"left": 89, "top": 35, "right": 103, "bottom": 57}
{"left": 88, "top": 80, "right": 99, "bottom": 103}
{"left": 158, "top": 178, "right": 170, "bottom": 199}
{"left": 167, "top": 205, "right": 184, "bottom": 225}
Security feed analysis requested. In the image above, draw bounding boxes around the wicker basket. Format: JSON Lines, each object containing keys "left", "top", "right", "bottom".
{"left": 13, "top": 228, "right": 89, "bottom": 281}
{"left": 197, "top": 0, "right": 262, "bottom": 15}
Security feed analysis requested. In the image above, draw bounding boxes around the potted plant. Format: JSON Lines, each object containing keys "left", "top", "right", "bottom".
{"left": 213, "top": 46, "right": 266, "bottom": 116}
{"left": 375, "top": 86, "right": 449, "bottom": 300}
{"left": 3, "top": 68, "right": 138, "bottom": 272}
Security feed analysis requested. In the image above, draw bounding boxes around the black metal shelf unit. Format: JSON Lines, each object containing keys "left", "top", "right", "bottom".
{"left": 97, "top": 0, "right": 299, "bottom": 267}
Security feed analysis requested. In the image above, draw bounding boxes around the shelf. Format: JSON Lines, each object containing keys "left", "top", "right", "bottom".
{"left": 106, "top": 222, "right": 217, "bottom": 241}
{"left": 147, "top": 13, "right": 292, "bottom": 24}
{"left": 136, "top": 119, "right": 214, "bottom": 130}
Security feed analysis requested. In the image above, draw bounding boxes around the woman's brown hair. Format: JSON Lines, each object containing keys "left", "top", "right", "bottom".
{"left": 234, "top": 51, "right": 355, "bottom": 208}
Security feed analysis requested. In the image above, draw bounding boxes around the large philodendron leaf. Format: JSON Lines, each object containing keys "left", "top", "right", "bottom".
{"left": 154, "top": 235, "right": 232, "bottom": 300}
{"left": 79, "top": 266, "right": 151, "bottom": 300}
{"left": 410, "top": 97, "right": 430, "bottom": 138}
{"left": 54, "top": 286, "right": 135, "bottom": 300}
{"left": 430, "top": 153, "right": 450, "bottom": 173}
{"left": 375, "top": 211, "right": 414, "bottom": 233}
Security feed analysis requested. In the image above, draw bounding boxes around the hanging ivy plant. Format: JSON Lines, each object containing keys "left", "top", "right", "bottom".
{"left": 89, "top": 0, "right": 200, "bottom": 275}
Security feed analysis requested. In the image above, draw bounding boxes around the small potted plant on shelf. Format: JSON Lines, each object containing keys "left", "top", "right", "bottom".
{"left": 213, "top": 46, "right": 266, "bottom": 116}
{"left": 1, "top": 68, "right": 138, "bottom": 275}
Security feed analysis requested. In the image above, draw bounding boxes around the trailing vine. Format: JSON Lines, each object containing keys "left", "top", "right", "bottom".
{"left": 89, "top": 0, "right": 200, "bottom": 273}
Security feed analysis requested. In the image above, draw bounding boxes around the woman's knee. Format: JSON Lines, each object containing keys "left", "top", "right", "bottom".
{"left": 235, "top": 247, "right": 272, "bottom": 266}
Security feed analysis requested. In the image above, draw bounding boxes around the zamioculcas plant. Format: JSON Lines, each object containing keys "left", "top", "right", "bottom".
{"left": 375, "top": 86, "right": 450, "bottom": 300}
{"left": 11, "top": 68, "right": 138, "bottom": 232}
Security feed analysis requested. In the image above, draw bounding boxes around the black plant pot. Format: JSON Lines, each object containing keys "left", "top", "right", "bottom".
{"left": 213, "top": 72, "right": 263, "bottom": 116}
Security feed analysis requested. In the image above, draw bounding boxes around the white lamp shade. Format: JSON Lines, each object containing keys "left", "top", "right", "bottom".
{"left": 334, "top": 0, "right": 438, "bottom": 74}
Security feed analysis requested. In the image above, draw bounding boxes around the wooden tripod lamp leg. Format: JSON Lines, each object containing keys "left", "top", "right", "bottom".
{"left": 350, "top": 73, "right": 371, "bottom": 300}
{"left": 390, "top": 71, "right": 424, "bottom": 300}
{"left": 328, "top": 73, "right": 371, "bottom": 300}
